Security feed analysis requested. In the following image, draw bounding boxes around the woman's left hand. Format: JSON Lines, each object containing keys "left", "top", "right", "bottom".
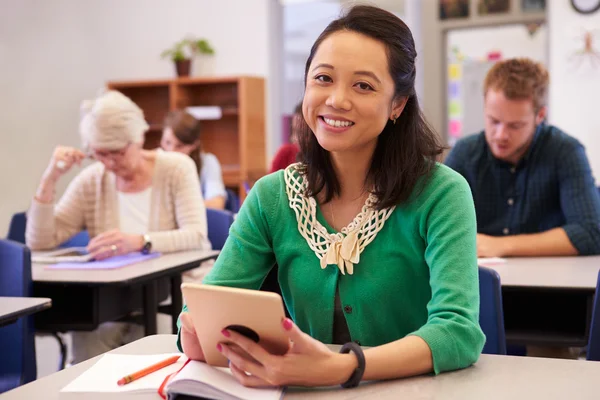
{"left": 218, "top": 318, "right": 357, "bottom": 388}
{"left": 87, "top": 229, "right": 144, "bottom": 260}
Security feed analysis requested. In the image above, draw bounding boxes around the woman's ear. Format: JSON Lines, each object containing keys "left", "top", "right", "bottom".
{"left": 390, "top": 96, "right": 409, "bottom": 121}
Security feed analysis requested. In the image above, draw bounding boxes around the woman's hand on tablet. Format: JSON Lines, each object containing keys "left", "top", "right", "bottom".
{"left": 180, "top": 312, "right": 206, "bottom": 361}
{"left": 218, "top": 318, "right": 357, "bottom": 387}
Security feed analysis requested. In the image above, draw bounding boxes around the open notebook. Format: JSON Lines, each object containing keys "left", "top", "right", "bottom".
{"left": 165, "top": 359, "right": 284, "bottom": 400}
{"left": 59, "top": 353, "right": 283, "bottom": 400}
{"left": 59, "top": 353, "right": 186, "bottom": 400}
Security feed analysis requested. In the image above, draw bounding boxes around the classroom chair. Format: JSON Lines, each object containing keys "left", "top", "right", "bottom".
{"left": 587, "top": 270, "right": 600, "bottom": 361}
{"left": 7, "top": 212, "right": 89, "bottom": 248}
{"left": 224, "top": 189, "right": 240, "bottom": 214}
{"left": 6, "top": 211, "right": 88, "bottom": 371}
{"left": 478, "top": 266, "right": 507, "bottom": 355}
{"left": 206, "top": 208, "right": 235, "bottom": 250}
{"left": 0, "top": 239, "right": 36, "bottom": 392}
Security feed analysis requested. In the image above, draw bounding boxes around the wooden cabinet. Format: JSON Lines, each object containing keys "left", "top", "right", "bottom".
{"left": 106, "top": 76, "right": 266, "bottom": 199}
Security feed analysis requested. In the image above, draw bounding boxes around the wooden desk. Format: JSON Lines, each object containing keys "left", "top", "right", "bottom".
{"left": 2, "top": 334, "right": 599, "bottom": 400}
{"left": 482, "top": 256, "right": 600, "bottom": 348}
{"left": 0, "top": 297, "right": 51, "bottom": 327}
{"left": 32, "top": 250, "right": 219, "bottom": 335}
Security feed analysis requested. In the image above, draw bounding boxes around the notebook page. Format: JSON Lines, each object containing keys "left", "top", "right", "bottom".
{"left": 169, "top": 360, "right": 283, "bottom": 400}
{"left": 61, "top": 353, "right": 186, "bottom": 394}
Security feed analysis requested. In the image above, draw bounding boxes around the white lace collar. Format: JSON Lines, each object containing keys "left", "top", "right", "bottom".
{"left": 284, "top": 163, "right": 395, "bottom": 275}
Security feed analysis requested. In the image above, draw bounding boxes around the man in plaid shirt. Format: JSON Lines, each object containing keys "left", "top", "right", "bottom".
{"left": 445, "top": 58, "right": 600, "bottom": 257}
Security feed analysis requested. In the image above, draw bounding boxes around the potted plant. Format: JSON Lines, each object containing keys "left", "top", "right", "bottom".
{"left": 161, "top": 37, "right": 215, "bottom": 77}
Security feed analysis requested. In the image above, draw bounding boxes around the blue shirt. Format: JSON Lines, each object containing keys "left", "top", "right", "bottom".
{"left": 200, "top": 152, "right": 227, "bottom": 201}
{"left": 444, "top": 124, "right": 600, "bottom": 255}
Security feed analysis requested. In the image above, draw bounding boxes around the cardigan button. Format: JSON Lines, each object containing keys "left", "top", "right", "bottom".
{"left": 344, "top": 305, "right": 353, "bottom": 314}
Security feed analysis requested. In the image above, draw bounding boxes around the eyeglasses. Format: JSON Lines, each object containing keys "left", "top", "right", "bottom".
{"left": 91, "top": 143, "right": 131, "bottom": 160}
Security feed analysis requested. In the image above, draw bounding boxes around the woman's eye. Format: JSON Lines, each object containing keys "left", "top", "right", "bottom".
{"left": 356, "top": 82, "right": 373, "bottom": 91}
{"left": 315, "top": 75, "right": 332, "bottom": 83}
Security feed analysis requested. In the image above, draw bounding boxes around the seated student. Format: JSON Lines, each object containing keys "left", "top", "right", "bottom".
{"left": 26, "top": 90, "right": 210, "bottom": 363}
{"left": 161, "top": 110, "right": 228, "bottom": 209}
{"left": 445, "top": 58, "right": 600, "bottom": 257}
{"left": 270, "top": 103, "right": 301, "bottom": 173}
{"left": 177, "top": 5, "right": 485, "bottom": 388}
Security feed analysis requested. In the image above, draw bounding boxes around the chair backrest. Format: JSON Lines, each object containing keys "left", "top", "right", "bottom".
{"left": 478, "top": 266, "right": 507, "bottom": 355}
{"left": 224, "top": 189, "right": 240, "bottom": 214}
{"left": 6, "top": 212, "right": 89, "bottom": 248}
{"left": 587, "top": 270, "right": 600, "bottom": 361}
{"left": 59, "top": 231, "right": 90, "bottom": 248}
{"left": 0, "top": 239, "right": 36, "bottom": 390}
{"left": 206, "top": 208, "right": 235, "bottom": 250}
{"left": 7, "top": 212, "right": 27, "bottom": 244}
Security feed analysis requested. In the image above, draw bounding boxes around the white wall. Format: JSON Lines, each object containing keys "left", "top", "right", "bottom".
{"left": 0, "top": 0, "right": 281, "bottom": 233}
{"left": 448, "top": 23, "right": 548, "bottom": 63}
{"left": 548, "top": 2, "right": 600, "bottom": 182}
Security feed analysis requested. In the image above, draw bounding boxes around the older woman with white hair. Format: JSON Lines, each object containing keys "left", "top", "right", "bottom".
{"left": 26, "top": 90, "right": 210, "bottom": 363}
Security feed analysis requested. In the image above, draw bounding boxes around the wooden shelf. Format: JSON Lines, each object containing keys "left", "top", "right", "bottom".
{"left": 106, "top": 76, "right": 266, "bottom": 202}
{"left": 221, "top": 165, "right": 241, "bottom": 186}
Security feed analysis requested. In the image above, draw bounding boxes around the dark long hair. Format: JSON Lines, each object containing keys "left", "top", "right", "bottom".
{"left": 163, "top": 110, "right": 203, "bottom": 174}
{"left": 297, "top": 5, "right": 444, "bottom": 210}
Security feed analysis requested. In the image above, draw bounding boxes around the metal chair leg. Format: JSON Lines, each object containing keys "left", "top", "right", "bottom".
{"left": 52, "top": 332, "right": 67, "bottom": 370}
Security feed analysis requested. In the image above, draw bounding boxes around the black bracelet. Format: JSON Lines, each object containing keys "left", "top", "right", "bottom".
{"left": 339, "top": 342, "right": 365, "bottom": 389}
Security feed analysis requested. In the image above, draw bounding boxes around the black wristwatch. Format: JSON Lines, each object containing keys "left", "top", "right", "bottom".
{"left": 339, "top": 342, "right": 366, "bottom": 388}
{"left": 141, "top": 234, "right": 152, "bottom": 254}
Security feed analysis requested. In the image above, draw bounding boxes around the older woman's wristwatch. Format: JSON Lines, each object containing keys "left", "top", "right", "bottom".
{"left": 141, "top": 234, "right": 152, "bottom": 254}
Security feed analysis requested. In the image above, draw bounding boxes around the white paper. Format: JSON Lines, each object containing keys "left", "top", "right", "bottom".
{"left": 168, "top": 360, "right": 283, "bottom": 400}
{"left": 185, "top": 106, "right": 222, "bottom": 120}
{"left": 477, "top": 257, "right": 507, "bottom": 265}
{"left": 60, "top": 353, "right": 186, "bottom": 394}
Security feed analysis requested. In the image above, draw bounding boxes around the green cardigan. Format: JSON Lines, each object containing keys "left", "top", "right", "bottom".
{"left": 179, "top": 163, "right": 485, "bottom": 374}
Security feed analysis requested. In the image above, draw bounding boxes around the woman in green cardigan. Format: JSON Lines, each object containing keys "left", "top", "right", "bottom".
{"left": 178, "top": 5, "right": 485, "bottom": 388}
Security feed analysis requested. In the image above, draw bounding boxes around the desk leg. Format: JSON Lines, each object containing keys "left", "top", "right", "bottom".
{"left": 143, "top": 281, "right": 158, "bottom": 335}
{"left": 171, "top": 274, "right": 183, "bottom": 334}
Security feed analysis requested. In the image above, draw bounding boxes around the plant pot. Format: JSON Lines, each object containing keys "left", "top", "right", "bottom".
{"left": 175, "top": 59, "right": 192, "bottom": 77}
{"left": 192, "top": 55, "right": 216, "bottom": 76}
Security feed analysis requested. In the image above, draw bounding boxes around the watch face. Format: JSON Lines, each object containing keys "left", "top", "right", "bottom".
{"left": 142, "top": 239, "right": 152, "bottom": 254}
{"left": 571, "top": 0, "right": 600, "bottom": 14}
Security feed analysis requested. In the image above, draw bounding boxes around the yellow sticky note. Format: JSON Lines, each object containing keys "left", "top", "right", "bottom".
{"left": 449, "top": 64, "right": 462, "bottom": 80}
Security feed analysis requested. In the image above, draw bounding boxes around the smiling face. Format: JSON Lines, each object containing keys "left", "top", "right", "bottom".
{"left": 303, "top": 30, "right": 402, "bottom": 156}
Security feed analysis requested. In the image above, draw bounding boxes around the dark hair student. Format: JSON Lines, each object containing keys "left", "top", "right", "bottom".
{"left": 297, "top": 5, "right": 444, "bottom": 209}
{"left": 177, "top": 5, "right": 484, "bottom": 388}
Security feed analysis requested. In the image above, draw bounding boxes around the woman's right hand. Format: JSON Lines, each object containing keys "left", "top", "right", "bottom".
{"left": 44, "top": 146, "right": 86, "bottom": 182}
{"left": 180, "top": 312, "right": 206, "bottom": 361}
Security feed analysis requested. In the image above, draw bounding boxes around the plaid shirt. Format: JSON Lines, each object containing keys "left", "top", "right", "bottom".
{"left": 445, "top": 123, "right": 600, "bottom": 255}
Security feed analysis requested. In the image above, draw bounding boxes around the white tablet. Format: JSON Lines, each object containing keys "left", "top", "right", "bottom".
{"left": 181, "top": 283, "right": 290, "bottom": 367}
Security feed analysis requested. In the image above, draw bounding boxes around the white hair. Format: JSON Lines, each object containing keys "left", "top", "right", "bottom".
{"left": 79, "top": 90, "right": 149, "bottom": 151}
